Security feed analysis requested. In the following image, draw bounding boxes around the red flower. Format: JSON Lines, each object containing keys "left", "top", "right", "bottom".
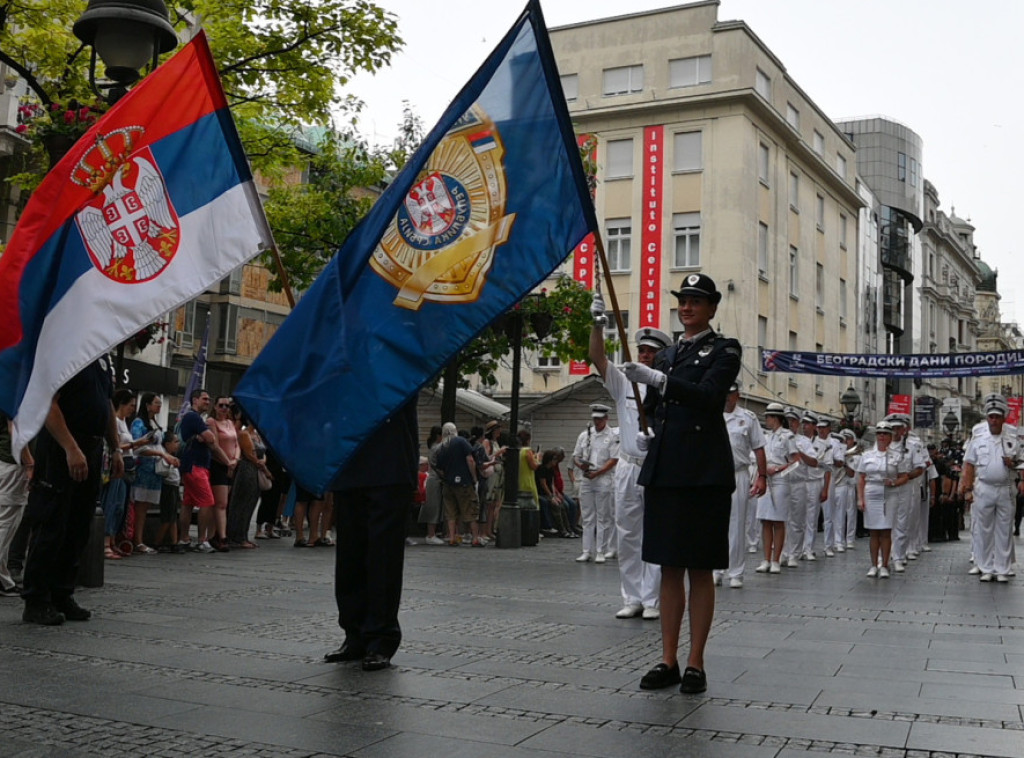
{"left": 14, "top": 124, "right": 27, "bottom": 134}
{"left": 63, "top": 110, "right": 76, "bottom": 125}
{"left": 78, "top": 107, "right": 91, "bottom": 121}
{"left": 49, "top": 102, "right": 62, "bottom": 112}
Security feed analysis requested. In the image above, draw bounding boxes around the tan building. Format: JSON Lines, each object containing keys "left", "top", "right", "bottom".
{"left": 492, "top": 1, "right": 864, "bottom": 421}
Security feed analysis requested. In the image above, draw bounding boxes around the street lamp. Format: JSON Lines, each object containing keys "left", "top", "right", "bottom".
{"left": 943, "top": 410, "right": 959, "bottom": 437}
{"left": 73, "top": 0, "right": 178, "bottom": 102}
{"left": 840, "top": 384, "right": 861, "bottom": 423}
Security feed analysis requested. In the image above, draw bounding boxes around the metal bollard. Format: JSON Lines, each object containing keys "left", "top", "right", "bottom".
{"left": 519, "top": 492, "right": 540, "bottom": 547}
{"left": 496, "top": 498, "right": 522, "bottom": 549}
{"left": 77, "top": 506, "right": 105, "bottom": 588}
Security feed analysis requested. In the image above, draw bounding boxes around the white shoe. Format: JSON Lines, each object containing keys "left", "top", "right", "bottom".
{"left": 642, "top": 607, "right": 660, "bottom": 620}
{"left": 594, "top": 553, "right": 606, "bottom": 564}
{"left": 713, "top": 572, "right": 723, "bottom": 586}
{"left": 968, "top": 566, "right": 982, "bottom": 575}
{"left": 747, "top": 545, "right": 758, "bottom": 554}
{"left": 846, "top": 542, "right": 855, "bottom": 549}
{"left": 980, "top": 573, "right": 994, "bottom": 582}
{"left": 921, "top": 545, "right": 932, "bottom": 552}
{"left": 835, "top": 545, "right": 845, "bottom": 553}
{"left": 995, "top": 574, "right": 1009, "bottom": 583}
{"left": 424, "top": 535, "right": 444, "bottom": 546}
{"left": 878, "top": 566, "right": 890, "bottom": 578}
{"left": 893, "top": 561, "right": 906, "bottom": 573}
{"left": 769, "top": 561, "right": 782, "bottom": 574}
{"left": 198, "top": 541, "right": 214, "bottom": 553}
{"left": 824, "top": 548, "right": 835, "bottom": 557}
{"left": 615, "top": 604, "right": 643, "bottom": 619}
{"left": 786, "top": 556, "right": 799, "bottom": 568}
{"left": 575, "top": 552, "right": 592, "bottom": 563}
{"left": 907, "top": 551, "right": 919, "bottom": 560}
{"left": 729, "top": 577, "right": 743, "bottom": 589}
{"left": 803, "top": 551, "right": 816, "bottom": 561}
{"left": 866, "top": 566, "right": 878, "bottom": 577}
{"left": 755, "top": 560, "right": 770, "bottom": 573}
{"left": 603, "top": 550, "right": 617, "bottom": 559}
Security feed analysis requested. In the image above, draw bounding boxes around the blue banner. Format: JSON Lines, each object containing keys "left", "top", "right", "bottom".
{"left": 233, "top": 0, "right": 597, "bottom": 494}
{"left": 762, "top": 349, "right": 1024, "bottom": 379}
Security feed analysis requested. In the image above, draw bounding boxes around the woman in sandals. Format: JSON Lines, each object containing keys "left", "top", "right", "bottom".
{"left": 226, "top": 405, "right": 269, "bottom": 548}
{"left": 130, "top": 392, "right": 178, "bottom": 554}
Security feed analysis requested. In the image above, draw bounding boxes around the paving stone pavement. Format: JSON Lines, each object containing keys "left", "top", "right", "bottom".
{"left": 2, "top": 533, "right": 1023, "bottom": 757}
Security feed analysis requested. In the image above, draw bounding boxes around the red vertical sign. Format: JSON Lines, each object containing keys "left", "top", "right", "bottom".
{"left": 1007, "top": 396, "right": 1022, "bottom": 426}
{"left": 640, "top": 126, "right": 664, "bottom": 328}
{"left": 570, "top": 134, "right": 597, "bottom": 376}
{"left": 887, "top": 394, "right": 912, "bottom": 416}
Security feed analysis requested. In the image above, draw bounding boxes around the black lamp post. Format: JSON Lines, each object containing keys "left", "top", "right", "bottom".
{"left": 840, "top": 384, "right": 861, "bottom": 426}
{"left": 73, "top": 0, "right": 178, "bottom": 103}
{"left": 943, "top": 410, "right": 959, "bottom": 438}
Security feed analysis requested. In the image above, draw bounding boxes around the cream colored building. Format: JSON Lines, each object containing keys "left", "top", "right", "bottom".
{"left": 493, "top": 1, "right": 864, "bottom": 420}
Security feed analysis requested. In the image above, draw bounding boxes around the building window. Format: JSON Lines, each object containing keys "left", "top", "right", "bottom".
{"left": 672, "top": 212, "right": 701, "bottom": 268}
{"left": 786, "top": 102, "right": 800, "bottom": 130}
{"left": 755, "top": 68, "right": 771, "bottom": 99}
{"left": 839, "top": 213, "right": 848, "bottom": 249}
{"left": 816, "top": 194, "right": 825, "bottom": 231}
{"left": 840, "top": 278, "right": 848, "bottom": 321}
{"left": 176, "top": 300, "right": 197, "bottom": 347}
{"left": 910, "top": 157, "right": 919, "bottom": 187}
{"left": 898, "top": 151, "right": 907, "bottom": 182}
{"left": 836, "top": 153, "right": 847, "bottom": 180}
{"left": 605, "top": 219, "right": 631, "bottom": 272}
{"left": 216, "top": 303, "right": 238, "bottom": 355}
{"left": 605, "top": 138, "right": 633, "bottom": 179}
{"left": 673, "top": 131, "right": 702, "bottom": 171}
{"left": 603, "top": 64, "right": 643, "bottom": 96}
{"left": 789, "top": 330, "right": 798, "bottom": 351}
{"left": 220, "top": 266, "right": 242, "bottom": 295}
{"left": 606, "top": 311, "right": 629, "bottom": 364}
{"left": 758, "top": 222, "right": 769, "bottom": 279}
{"left": 789, "top": 246, "right": 799, "bottom": 298}
{"left": 816, "top": 263, "right": 824, "bottom": 312}
{"left": 560, "top": 73, "right": 578, "bottom": 102}
{"left": 669, "top": 55, "right": 712, "bottom": 88}
{"left": 758, "top": 143, "right": 770, "bottom": 184}
{"left": 758, "top": 316, "right": 768, "bottom": 372}
{"left": 813, "top": 130, "right": 824, "bottom": 155}
{"left": 789, "top": 171, "right": 799, "bottom": 210}
{"left": 536, "top": 350, "right": 562, "bottom": 370}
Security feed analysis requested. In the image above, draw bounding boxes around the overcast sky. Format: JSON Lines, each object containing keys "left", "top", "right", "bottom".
{"left": 346, "top": 0, "right": 1024, "bottom": 325}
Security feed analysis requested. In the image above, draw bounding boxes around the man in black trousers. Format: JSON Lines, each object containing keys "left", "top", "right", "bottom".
{"left": 324, "top": 399, "right": 418, "bottom": 671}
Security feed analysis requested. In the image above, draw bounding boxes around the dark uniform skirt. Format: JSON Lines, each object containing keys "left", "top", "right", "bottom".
{"left": 642, "top": 486, "right": 732, "bottom": 569}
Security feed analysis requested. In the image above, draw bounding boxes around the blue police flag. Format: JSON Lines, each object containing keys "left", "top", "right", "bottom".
{"left": 233, "top": 0, "right": 598, "bottom": 494}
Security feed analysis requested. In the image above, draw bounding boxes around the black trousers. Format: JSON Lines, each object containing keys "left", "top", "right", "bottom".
{"left": 333, "top": 484, "right": 408, "bottom": 657}
{"left": 21, "top": 432, "right": 103, "bottom": 606}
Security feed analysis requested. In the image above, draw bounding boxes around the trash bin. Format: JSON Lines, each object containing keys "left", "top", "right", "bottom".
{"left": 520, "top": 493, "right": 539, "bottom": 547}
{"left": 78, "top": 506, "right": 105, "bottom": 588}
{"left": 496, "top": 496, "right": 522, "bottom": 549}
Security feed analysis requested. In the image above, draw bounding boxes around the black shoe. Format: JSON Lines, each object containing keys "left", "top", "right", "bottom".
{"left": 23, "top": 604, "right": 65, "bottom": 626}
{"left": 361, "top": 652, "right": 391, "bottom": 671}
{"left": 54, "top": 597, "right": 91, "bottom": 621}
{"left": 324, "top": 641, "right": 364, "bottom": 663}
{"left": 679, "top": 666, "right": 707, "bottom": 694}
{"left": 639, "top": 662, "right": 680, "bottom": 690}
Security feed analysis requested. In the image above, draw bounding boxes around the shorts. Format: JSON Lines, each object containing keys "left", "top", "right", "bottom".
{"left": 159, "top": 482, "right": 182, "bottom": 523}
{"left": 209, "top": 460, "right": 232, "bottom": 487}
{"left": 442, "top": 483, "right": 479, "bottom": 523}
{"left": 183, "top": 467, "right": 215, "bottom": 508}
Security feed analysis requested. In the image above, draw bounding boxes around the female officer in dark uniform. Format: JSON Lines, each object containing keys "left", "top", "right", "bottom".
{"left": 623, "top": 273, "right": 740, "bottom": 694}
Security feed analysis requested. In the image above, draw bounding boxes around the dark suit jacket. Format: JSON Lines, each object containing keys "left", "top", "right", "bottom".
{"left": 638, "top": 331, "right": 741, "bottom": 490}
{"left": 332, "top": 400, "right": 419, "bottom": 491}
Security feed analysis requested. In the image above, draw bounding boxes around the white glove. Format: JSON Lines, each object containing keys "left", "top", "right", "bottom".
{"left": 635, "top": 430, "right": 653, "bottom": 452}
{"left": 622, "top": 361, "right": 667, "bottom": 390}
{"left": 590, "top": 291, "right": 607, "bottom": 325}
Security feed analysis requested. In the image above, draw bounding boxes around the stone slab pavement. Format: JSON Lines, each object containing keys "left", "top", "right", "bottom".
{"left": 2, "top": 532, "right": 1023, "bottom": 757}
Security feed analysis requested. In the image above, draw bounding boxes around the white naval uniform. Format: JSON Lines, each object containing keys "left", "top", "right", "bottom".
{"left": 745, "top": 452, "right": 760, "bottom": 551}
{"left": 819, "top": 434, "right": 844, "bottom": 551}
{"left": 857, "top": 446, "right": 909, "bottom": 530}
{"left": 602, "top": 366, "right": 660, "bottom": 610}
{"left": 757, "top": 427, "right": 796, "bottom": 522}
{"left": 573, "top": 423, "right": 618, "bottom": 558}
{"left": 803, "top": 435, "right": 831, "bottom": 556}
{"left": 720, "top": 406, "right": 765, "bottom": 580}
{"left": 833, "top": 445, "right": 861, "bottom": 547}
{"left": 891, "top": 435, "right": 927, "bottom": 562}
{"left": 785, "top": 434, "right": 814, "bottom": 560}
{"left": 964, "top": 429, "right": 1017, "bottom": 576}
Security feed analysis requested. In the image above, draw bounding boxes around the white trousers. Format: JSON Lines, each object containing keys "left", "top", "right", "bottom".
{"left": 803, "top": 478, "right": 824, "bottom": 555}
{"left": 580, "top": 484, "right": 615, "bottom": 557}
{"left": 914, "top": 486, "right": 930, "bottom": 552}
{"left": 892, "top": 484, "right": 915, "bottom": 561}
{"left": 613, "top": 462, "right": 659, "bottom": 608}
{"left": 723, "top": 469, "right": 751, "bottom": 578}
{"left": 0, "top": 461, "right": 29, "bottom": 592}
{"left": 821, "top": 479, "right": 837, "bottom": 550}
{"left": 832, "top": 483, "right": 857, "bottom": 547}
{"left": 745, "top": 484, "right": 760, "bottom": 550}
{"left": 785, "top": 478, "right": 807, "bottom": 558}
{"left": 972, "top": 481, "right": 1014, "bottom": 575}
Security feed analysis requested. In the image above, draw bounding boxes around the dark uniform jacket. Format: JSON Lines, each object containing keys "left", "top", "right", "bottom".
{"left": 638, "top": 331, "right": 741, "bottom": 490}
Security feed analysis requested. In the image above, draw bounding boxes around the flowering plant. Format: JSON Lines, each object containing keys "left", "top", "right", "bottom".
{"left": 15, "top": 98, "right": 105, "bottom": 141}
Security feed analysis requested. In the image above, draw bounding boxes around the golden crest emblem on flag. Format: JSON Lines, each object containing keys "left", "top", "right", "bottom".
{"left": 371, "top": 105, "right": 516, "bottom": 310}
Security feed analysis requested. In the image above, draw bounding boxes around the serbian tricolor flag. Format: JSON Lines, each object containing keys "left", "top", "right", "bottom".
{"left": 0, "top": 31, "right": 272, "bottom": 457}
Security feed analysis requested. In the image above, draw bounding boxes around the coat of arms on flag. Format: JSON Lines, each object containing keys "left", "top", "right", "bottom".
{"left": 370, "top": 105, "right": 516, "bottom": 311}
{"left": 73, "top": 127, "right": 180, "bottom": 284}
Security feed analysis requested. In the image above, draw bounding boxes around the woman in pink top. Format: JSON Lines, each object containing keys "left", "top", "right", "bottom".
{"left": 206, "top": 396, "right": 239, "bottom": 551}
